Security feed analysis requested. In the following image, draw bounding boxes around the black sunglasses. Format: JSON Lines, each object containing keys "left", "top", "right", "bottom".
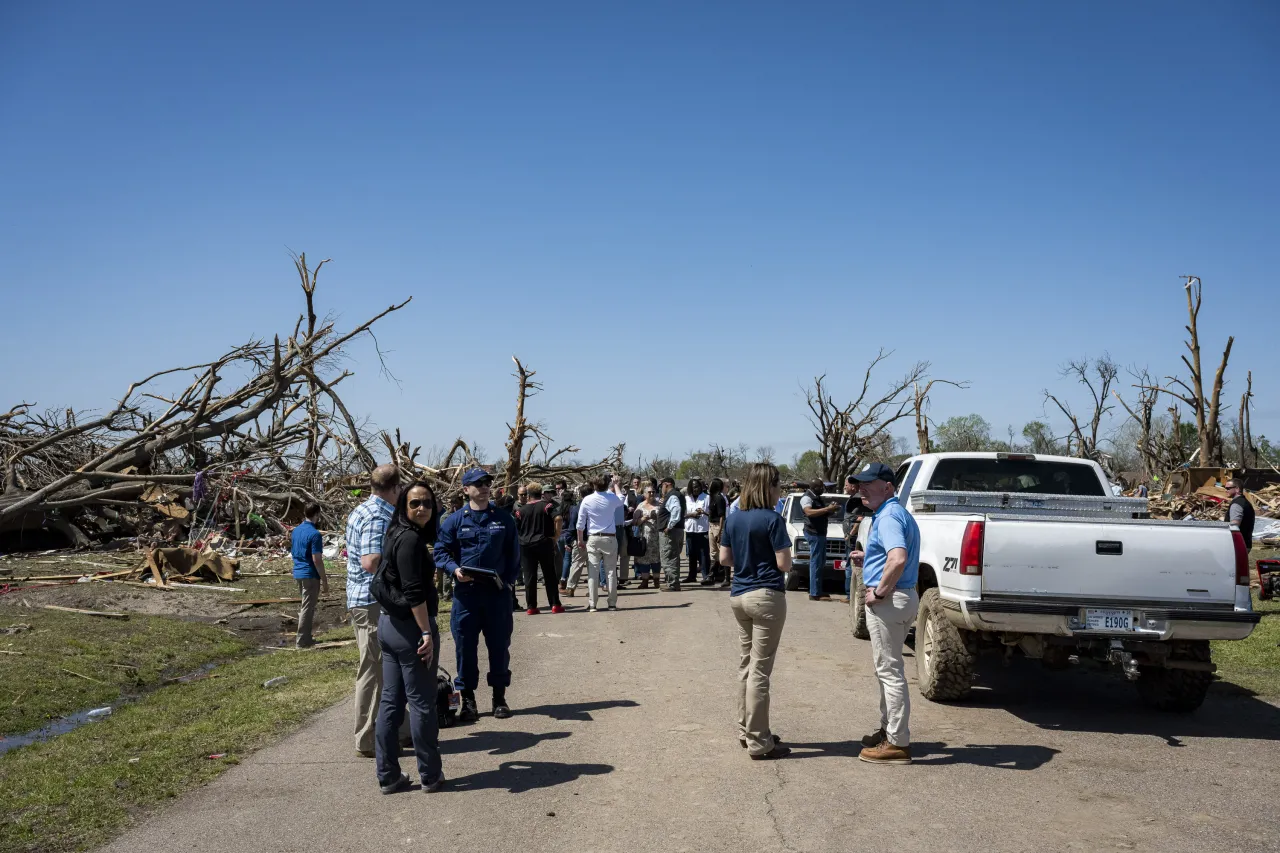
{"left": 408, "top": 498, "right": 433, "bottom": 509}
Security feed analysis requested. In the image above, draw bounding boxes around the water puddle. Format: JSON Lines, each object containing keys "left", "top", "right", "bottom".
{"left": 0, "top": 706, "right": 113, "bottom": 756}
{"left": 0, "top": 660, "right": 226, "bottom": 757}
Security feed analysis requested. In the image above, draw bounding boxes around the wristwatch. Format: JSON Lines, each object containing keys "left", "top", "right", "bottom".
{"left": 872, "top": 588, "right": 886, "bottom": 600}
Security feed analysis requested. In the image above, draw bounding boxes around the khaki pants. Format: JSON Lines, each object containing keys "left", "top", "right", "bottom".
{"left": 585, "top": 535, "right": 619, "bottom": 609}
{"left": 708, "top": 521, "right": 725, "bottom": 578}
{"left": 566, "top": 542, "right": 588, "bottom": 589}
{"left": 349, "top": 602, "right": 408, "bottom": 753}
{"left": 730, "top": 588, "right": 787, "bottom": 755}
{"left": 295, "top": 578, "right": 320, "bottom": 646}
{"left": 866, "top": 589, "right": 919, "bottom": 747}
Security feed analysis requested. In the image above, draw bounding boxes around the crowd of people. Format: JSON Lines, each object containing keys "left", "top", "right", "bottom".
{"left": 290, "top": 460, "right": 923, "bottom": 793}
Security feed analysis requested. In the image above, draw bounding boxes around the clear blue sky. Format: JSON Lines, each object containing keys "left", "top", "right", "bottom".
{"left": 2, "top": 2, "right": 1277, "bottom": 467}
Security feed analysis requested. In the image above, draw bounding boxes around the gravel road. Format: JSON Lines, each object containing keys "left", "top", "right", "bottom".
{"left": 97, "top": 586, "right": 1280, "bottom": 853}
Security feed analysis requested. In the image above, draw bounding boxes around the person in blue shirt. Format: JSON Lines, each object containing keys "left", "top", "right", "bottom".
{"left": 434, "top": 468, "right": 521, "bottom": 722}
{"left": 848, "top": 462, "right": 921, "bottom": 765}
{"left": 289, "top": 503, "right": 329, "bottom": 649}
{"left": 720, "top": 462, "right": 793, "bottom": 761}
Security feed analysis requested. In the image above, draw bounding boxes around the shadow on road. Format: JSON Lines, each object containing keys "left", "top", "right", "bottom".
{"left": 439, "top": 730, "right": 571, "bottom": 756}
{"left": 448, "top": 760, "right": 613, "bottom": 793}
{"left": 517, "top": 699, "right": 640, "bottom": 721}
{"left": 611, "top": 602, "right": 693, "bottom": 612}
{"left": 911, "top": 741, "right": 1059, "bottom": 769}
{"left": 955, "top": 658, "right": 1280, "bottom": 745}
{"left": 785, "top": 740, "right": 1057, "bottom": 769}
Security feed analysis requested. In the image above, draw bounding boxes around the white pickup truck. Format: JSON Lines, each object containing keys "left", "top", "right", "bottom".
{"left": 848, "top": 452, "right": 1260, "bottom": 712}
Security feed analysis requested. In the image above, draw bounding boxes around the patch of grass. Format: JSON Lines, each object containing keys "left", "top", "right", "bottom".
{"left": 1212, "top": 592, "right": 1280, "bottom": 697}
{"left": 0, "top": 612, "right": 248, "bottom": 737}
{"left": 0, "top": 631, "right": 359, "bottom": 853}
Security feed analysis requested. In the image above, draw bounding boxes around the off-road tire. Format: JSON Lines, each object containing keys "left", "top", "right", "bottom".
{"left": 786, "top": 567, "right": 804, "bottom": 592}
{"left": 1136, "top": 642, "right": 1213, "bottom": 713}
{"left": 850, "top": 567, "right": 870, "bottom": 640}
{"left": 915, "top": 587, "right": 975, "bottom": 701}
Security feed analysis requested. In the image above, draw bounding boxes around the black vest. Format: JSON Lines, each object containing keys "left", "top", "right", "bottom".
{"left": 656, "top": 491, "right": 687, "bottom": 531}
{"left": 803, "top": 491, "right": 829, "bottom": 536}
{"left": 1226, "top": 495, "right": 1256, "bottom": 549}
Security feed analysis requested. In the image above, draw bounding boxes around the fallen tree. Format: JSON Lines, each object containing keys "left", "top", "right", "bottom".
{"left": 1, "top": 253, "right": 409, "bottom": 545}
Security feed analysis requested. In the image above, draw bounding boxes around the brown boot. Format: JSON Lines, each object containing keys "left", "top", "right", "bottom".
{"left": 564, "top": 588, "right": 575, "bottom": 598}
{"left": 858, "top": 742, "right": 911, "bottom": 765}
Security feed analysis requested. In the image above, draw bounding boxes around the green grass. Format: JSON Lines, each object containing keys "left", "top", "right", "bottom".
{"left": 1212, "top": 589, "right": 1280, "bottom": 697}
{"left": 0, "top": 629, "right": 359, "bottom": 853}
{"left": 0, "top": 612, "right": 248, "bottom": 737}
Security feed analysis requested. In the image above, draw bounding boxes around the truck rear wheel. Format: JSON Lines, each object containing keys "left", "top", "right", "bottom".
{"left": 786, "top": 568, "right": 804, "bottom": 591}
{"left": 850, "top": 567, "right": 870, "bottom": 640}
{"left": 915, "top": 588, "right": 975, "bottom": 701}
{"left": 1136, "top": 642, "right": 1213, "bottom": 713}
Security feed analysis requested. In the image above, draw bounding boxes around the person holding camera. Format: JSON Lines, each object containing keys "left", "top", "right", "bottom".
{"left": 370, "top": 480, "right": 445, "bottom": 794}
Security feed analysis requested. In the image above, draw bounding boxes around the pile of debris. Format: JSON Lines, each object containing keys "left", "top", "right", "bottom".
{"left": 1, "top": 256, "right": 625, "bottom": 559}
{"left": 1144, "top": 480, "right": 1280, "bottom": 538}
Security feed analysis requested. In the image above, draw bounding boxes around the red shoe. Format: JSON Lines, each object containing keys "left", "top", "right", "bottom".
{"left": 525, "top": 608, "right": 540, "bottom": 615}
{"left": 550, "top": 605, "right": 565, "bottom": 614}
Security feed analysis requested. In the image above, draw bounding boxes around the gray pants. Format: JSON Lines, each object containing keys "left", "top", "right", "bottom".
{"left": 295, "top": 578, "right": 320, "bottom": 646}
{"left": 375, "top": 612, "right": 443, "bottom": 787}
{"left": 866, "top": 589, "right": 920, "bottom": 747}
{"left": 660, "top": 529, "right": 684, "bottom": 587}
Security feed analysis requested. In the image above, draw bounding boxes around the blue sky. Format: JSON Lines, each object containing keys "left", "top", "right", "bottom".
{"left": 2, "top": 2, "right": 1277, "bottom": 467}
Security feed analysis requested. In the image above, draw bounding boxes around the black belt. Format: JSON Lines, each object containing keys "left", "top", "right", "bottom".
{"left": 588, "top": 532, "right": 616, "bottom": 537}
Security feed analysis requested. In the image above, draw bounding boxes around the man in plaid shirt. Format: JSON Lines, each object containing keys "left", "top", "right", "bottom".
{"left": 345, "top": 464, "right": 406, "bottom": 756}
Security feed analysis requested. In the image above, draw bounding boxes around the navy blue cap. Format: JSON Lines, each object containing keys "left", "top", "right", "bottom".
{"left": 461, "top": 468, "right": 494, "bottom": 487}
{"left": 852, "top": 462, "right": 895, "bottom": 484}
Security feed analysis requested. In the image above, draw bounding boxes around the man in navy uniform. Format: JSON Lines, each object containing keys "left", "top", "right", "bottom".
{"left": 435, "top": 468, "right": 521, "bottom": 721}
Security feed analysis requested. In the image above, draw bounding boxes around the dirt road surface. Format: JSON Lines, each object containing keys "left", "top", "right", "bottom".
{"left": 96, "top": 587, "right": 1280, "bottom": 853}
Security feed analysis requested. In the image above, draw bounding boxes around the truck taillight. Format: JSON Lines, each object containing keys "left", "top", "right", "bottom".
{"left": 1232, "top": 531, "right": 1250, "bottom": 586}
{"left": 960, "top": 520, "right": 984, "bottom": 575}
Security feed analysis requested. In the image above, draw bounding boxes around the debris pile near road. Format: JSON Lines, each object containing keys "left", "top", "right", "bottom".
{"left": 1, "top": 258, "right": 411, "bottom": 553}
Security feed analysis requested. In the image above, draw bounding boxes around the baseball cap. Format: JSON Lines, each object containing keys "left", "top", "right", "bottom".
{"left": 851, "top": 462, "right": 895, "bottom": 484}
{"left": 462, "top": 468, "right": 494, "bottom": 487}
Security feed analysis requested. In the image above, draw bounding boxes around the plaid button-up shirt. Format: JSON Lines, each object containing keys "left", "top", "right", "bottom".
{"left": 344, "top": 495, "right": 394, "bottom": 609}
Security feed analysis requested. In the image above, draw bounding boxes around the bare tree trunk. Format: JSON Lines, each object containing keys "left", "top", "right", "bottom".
{"left": 293, "top": 252, "right": 331, "bottom": 477}
{"left": 1238, "top": 370, "right": 1254, "bottom": 468}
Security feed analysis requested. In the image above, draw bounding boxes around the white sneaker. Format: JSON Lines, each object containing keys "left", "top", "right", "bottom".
{"left": 588, "top": 606, "right": 598, "bottom": 612}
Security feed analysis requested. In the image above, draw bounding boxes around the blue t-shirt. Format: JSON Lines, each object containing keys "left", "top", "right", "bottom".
{"left": 725, "top": 508, "right": 793, "bottom": 596}
{"left": 861, "top": 497, "right": 920, "bottom": 590}
{"left": 290, "top": 520, "right": 324, "bottom": 580}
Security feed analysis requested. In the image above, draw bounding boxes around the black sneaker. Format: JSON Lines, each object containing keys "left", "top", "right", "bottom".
{"left": 422, "top": 773, "right": 447, "bottom": 793}
{"left": 492, "top": 690, "right": 512, "bottom": 719}
{"left": 458, "top": 691, "right": 479, "bottom": 723}
{"left": 380, "top": 773, "right": 413, "bottom": 795}
{"left": 749, "top": 745, "right": 792, "bottom": 761}
{"left": 861, "top": 727, "right": 886, "bottom": 748}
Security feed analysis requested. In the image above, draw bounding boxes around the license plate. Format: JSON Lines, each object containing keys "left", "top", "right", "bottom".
{"left": 1085, "top": 608, "right": 1133, "bottom": 631}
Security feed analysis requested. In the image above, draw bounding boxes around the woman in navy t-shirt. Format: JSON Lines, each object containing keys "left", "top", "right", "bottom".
{"left": 720, "top": 462, "right": 794, "bottom": 760}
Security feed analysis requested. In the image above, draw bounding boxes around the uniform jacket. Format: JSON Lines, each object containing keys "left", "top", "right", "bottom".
{"left": 434, "top": 503, "right": 520, "bottom": 588}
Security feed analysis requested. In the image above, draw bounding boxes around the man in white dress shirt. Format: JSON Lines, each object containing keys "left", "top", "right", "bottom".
{"left": 576, "top": 474, "right": 626, "bottom": 611}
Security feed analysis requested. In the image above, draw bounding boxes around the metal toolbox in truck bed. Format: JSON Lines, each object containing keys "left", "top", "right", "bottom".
{"left": 908, "top": 489, "right": 1149, "bottom": 518}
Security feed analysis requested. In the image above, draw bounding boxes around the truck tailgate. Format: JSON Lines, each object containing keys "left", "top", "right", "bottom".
{"left": 981, "top": 516, "right": 1237, "bottom": 605}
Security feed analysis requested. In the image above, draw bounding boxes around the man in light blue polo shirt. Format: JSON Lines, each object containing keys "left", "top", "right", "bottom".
{"left": 849, "top": 462, "right": 920, "bottom": 765}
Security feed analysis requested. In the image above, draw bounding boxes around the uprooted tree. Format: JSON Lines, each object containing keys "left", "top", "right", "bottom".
{"left": 0, "top": 254, "right": 409, "bottom": 543}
